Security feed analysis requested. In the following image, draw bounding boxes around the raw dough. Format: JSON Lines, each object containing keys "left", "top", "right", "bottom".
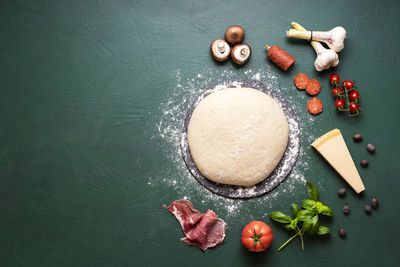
{"left": 187, "top": 87, "right": 289, "bottom": 186}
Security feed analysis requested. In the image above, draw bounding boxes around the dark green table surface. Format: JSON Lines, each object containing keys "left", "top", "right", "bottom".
{"left": 1, "top": 0, "right": 400, "bottom": 266}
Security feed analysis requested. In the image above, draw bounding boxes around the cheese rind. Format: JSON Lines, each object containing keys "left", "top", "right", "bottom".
{"left": 312, "top": 129, "right": 365, "bottom": 193}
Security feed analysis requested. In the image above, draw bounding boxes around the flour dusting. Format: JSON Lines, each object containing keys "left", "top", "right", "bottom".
{"left": 153, "top": 67, "right": 315, "bottom": 218}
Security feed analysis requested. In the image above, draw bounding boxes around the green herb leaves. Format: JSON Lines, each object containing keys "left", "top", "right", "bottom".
{"left": 291, "top": 203, "right": 299, "bottom": 217}
{"left": 302, "top": 199, "right": 317, "bottom": 211}
{"left": 269, "top": 181, "right": 333, "bottom": 251}
{"left": 307, "top": 181, "right": 319, "bottom": 201}
{"left": 321, "top": 205, "right": 333, "bottom": 216}
{"left": 296, "top": 209, "right": 314, "bottom": 221}
{"left": 317, "top": 226, "right": 330, "bottom": 235}
{"left": 270, "top": 212, "right": 291, "bottom": 224}
{"left": 302, "top": 199, "right": 333, "bottom": 216}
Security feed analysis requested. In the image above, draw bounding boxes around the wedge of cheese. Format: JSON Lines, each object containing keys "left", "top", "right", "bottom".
{"left": 311, "top": 129, "right": 365, "bottom": 193}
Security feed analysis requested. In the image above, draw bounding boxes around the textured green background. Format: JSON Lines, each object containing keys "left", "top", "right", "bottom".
{"left": 1, "top": 0, "right": 400, "bottom": 266}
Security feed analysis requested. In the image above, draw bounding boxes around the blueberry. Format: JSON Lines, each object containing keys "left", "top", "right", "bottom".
{"left": 353, "top": 133, "right": 363, "bottom": 142}
{"left": 343, "top": 204, "right": 350, "bottom": 215}
{"left": 337, "top": 188, "right": 346, "bottom": 197}
{"left": 371, "top": 198, "right": 379, "bottom": 209}
{"left": 366, "top": 144, "right": 375, "bottom": 154}
{"left": 338, "top": 228, "right": 347, "bottom": 238}
{"left": 364, "top": 204, "right": 372, "bottom": 214}
{"left": 360, "top": 160, "right": 369, "bottom": 168}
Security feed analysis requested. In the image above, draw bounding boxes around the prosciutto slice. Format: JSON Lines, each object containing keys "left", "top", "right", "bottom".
{"left": 164, "top": 200, "right": 226, "bottom": 251}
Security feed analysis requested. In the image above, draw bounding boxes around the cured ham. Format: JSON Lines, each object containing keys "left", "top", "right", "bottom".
{"left": 164, "top": 200, "right": 226, "bottom": 251}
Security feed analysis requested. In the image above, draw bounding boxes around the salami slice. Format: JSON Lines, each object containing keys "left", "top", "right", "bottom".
{"left": 306, "top": 79, "right": 321, "bottom": 96}
{"left": 294, "top": 73, "right": 310, "bottom": 90}
{"left": 307, "top": 97, "right": 323, "bottom": 115}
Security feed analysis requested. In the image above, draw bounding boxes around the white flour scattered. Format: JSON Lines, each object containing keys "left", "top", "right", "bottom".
{"left": 152, "top": 67, "right": 320, "bottom": 218}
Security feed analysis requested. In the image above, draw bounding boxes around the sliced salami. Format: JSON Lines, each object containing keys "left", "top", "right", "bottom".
{"left": 307, "top": 97, "right": 323, "bottom": 115}
{"left": 294, "top": 73, "right": 310, "bottom": 90}
{"left": 306, "top": 79, "right": 321, "bottom": 96}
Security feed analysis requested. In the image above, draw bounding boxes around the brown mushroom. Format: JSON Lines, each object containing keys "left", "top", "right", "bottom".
{"left": 224, "top": 25, "right": 245, "bottom": 45}
{"left": 210, "top": 39, "right": 231, "bottom": 62}
{"left": 231, "top": 44, "right": 251, "bottom": 65}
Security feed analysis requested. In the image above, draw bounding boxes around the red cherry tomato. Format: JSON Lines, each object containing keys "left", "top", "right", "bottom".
{"left": 349, "top": 90, "right": 360, "bottom": 101}
{"left": 332, "top": 87, "right": 343, "bottom": 97}
{"left": 342, "top": 80, "right": 354, "bottom": 90}
{"left": 241, "top": 221, "right": 273, "bottom": 252}
{"left": 350, "top": 103, "right": 359, "bottom": 112}
{"left": 335, "top": 99, "right": 345, "bottom": 109}
{"left": 329, "top": 74, "right": 340, "bottom": 85}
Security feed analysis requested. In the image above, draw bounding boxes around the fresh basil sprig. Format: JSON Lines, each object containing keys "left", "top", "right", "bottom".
{"left": 269, "top": 181, "right": 333, "bottom": 251}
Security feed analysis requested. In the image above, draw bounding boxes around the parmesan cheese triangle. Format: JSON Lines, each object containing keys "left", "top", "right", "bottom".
{"left": 311, "top": 129, "right": 365, "bottom": 193}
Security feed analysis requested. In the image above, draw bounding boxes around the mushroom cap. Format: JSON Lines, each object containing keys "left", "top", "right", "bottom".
{"left": 224, "top": 25, "right": 245, "bottom": 45}
{"left": 231, "top": 44, "right": 251, "bottom": 65}
{"left": 210, "top": 39, "right": 231, "bottom": 62}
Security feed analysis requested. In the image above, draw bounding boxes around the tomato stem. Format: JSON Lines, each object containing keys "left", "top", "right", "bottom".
{"left": 252, "top": 228, "right": 265, "bottom": 249}
{"left": 344, "top": 86, "right": 350, "bottom": 113}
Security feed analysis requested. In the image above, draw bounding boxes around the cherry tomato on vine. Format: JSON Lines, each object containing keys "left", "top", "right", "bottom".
{"left": 241, "top": 221, "right": 273, "bottom": 252}
{"left": 329, "top": 74, "right": 340, "bottom": 85}
{"left": 332, "top": 87, "right": 343, "bottom": 97}
{"left": 350, "top": 103, "right": 359, "bottom": 112}
{"left": 335, "top": 99, "right": 345, "bottom": 109}
{"left": 342, "top": 80, "right": 354, "bottom": 90}
{"left": 349, "top": 90, "right": 360, "bottom": 101}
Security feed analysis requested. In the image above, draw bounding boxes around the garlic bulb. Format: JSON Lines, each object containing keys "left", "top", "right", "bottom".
{"left": 290, "top": 22, "right": 339, "bottom": 71}
{"left": 287, "top": 26, "right": 346, "bottom": 52}
{"left": 311, "top": 42, "right": 339, "bottom": 71}
{"left": 314, "top": 26, "right": 346, "bottom": 52}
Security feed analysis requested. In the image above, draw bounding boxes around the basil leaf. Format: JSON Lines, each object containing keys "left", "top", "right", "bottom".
{"left": 321, "top": 205, "right": 333, "bottom": 216}
{"left": 304, "top": 215, "right": 319, "bottom": 234}
{"left": 317, "top": 226, "right": 330, "bottom": 235}
{"left": 296, "top": 209, "right": 315, "bottom": 221}
{"left": 283, "top": 219, "right": 298, "bottom": 231}
{"left": 306, "top": 181, "right": 319, "bottom": 201}
{"left": 302, "top": 199, "right": 317, "bottom": 212}
{"left": 270, "top": 212, "right": 292, "bottom": 223}
{"left": 316, "top": 201, "right": 324, "bottom": 213}
{"left": 291, "top": 203, "right": 300, "bottom": 217}
{"left": 301, "top": 219, "right": 311, "bottom": 232}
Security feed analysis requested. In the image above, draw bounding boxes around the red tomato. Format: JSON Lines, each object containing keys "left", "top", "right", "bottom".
{"left": 342, "top": 80, "right": 354, "bottom": 90}
{"left": 335, "top": 99, "right": 345, "bottom": 108}
{"left": 349, "top": 90, "right": 360, "bottom": 101}
{"left": 332, "top": 87, "right": 343, "bottom": 97}
{"left": 350, "top": 103, "right": 359, "bottom": 112}
{"left": 241, "top": 221, "right": 273, "bottom": 252}
{"left": 329, "top": 74, "right": 340, "bottom": 85}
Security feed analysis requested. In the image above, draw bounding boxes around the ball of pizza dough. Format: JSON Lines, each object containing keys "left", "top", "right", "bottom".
{"left": 187, "top": 87, "right": 289, "bottom": 186}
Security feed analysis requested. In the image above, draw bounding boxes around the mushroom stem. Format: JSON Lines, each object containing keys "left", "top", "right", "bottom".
{"left": 210, "top": 39, "right": 230, "bottom": 62}
{"left": 231, "top": 44, "right": 251, "bottom": 65}
{"left": 217, "top": 42, "right": 225, "bottom": 53}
